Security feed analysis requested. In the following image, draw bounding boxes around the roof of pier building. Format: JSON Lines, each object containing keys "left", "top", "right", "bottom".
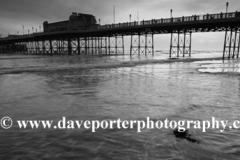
{"left": 43, "top": 12, "right": 98, "bottom": 32}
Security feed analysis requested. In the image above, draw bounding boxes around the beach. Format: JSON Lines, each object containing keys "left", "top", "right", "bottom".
{"left": 0, "top": 51, "right": 240, "bottom": 159}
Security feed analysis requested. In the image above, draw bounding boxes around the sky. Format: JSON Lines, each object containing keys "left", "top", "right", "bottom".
{"left": 0, "top": 0, "right": 239, "bottom": 50}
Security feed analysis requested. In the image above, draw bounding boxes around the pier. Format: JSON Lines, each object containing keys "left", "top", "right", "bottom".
{"left": 0, "top": 11, "right": 240, "bottom": 59}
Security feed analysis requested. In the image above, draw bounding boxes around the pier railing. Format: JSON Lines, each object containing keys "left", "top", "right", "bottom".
{"left": 98, "top": 11, "right": 238, "bottom": 29}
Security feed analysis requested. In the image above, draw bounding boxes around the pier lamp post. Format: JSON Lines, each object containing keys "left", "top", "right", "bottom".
{"left": 129, "top": 14, "right": 131, "bottom": 23}
{"left": 170, "top": 9, "right": 173, "bottom": 18}
{"left": 99, "top": 19, "right": 100, "bottom": 25}
{"left": 32, "top": 27, "right": 34, "bottom": 33}
{"left": 137, "top": 11, "right": 139, "bottom": 24}
{"left": 36, "top": 29, "right": 37, "bottom": 33}
{"left": 39, "top": 26, "right": 41, "bottom": 32}
{"left": 226, "top": 2, "right": 229, "bottom": 13}
{"left": 22, "top": 25, "right": 24, "bottom": 35}
{"left": 28, "top": 30, "right": 29, "bottom": 35}
{"left": 113, "top": 5, "right": 115, "bottom": 24}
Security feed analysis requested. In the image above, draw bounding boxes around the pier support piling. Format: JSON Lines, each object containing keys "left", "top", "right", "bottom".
{"left": 223, "top": 28, "right": 240, "bottom": 59}
{"left": 99, "top": 37, "right": 107, "bottom": 55}
{"left": 108, "top": 35, "right": 124, "bottom": 55}
{"left": 170, "top": 31, "right": 192, "bottom": 58}
{"left": 68, "top": 38, "right": 72, "bottom": 55}
{"left": 130, "top": 33, "right": 154, "bottom": 56}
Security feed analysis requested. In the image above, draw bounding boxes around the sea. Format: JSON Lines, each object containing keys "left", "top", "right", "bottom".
{"left": 0, "top": 50, "right": 240, "bottom": 160}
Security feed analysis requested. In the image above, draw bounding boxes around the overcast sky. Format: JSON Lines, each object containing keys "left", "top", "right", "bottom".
{"left": 0, "top": 0, "right": 239, "bottom": 50}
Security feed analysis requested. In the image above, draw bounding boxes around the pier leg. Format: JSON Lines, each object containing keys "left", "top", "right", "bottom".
{"left": 42, "top": 40, "right": 45, "bottom": 54}
{"left": 189, "top": 32, "right": 192, "bottom": 57}
{"left": 138, "top": 34, "right": 140, "bottom": 56}
{"left": 34, "top": 41, "right": 37, "bottom": 54}
{"left": 37, "top": 41, "right": 39, "bottom": 54}
{"left": 177, "top": 31, "right": 180, "bottom": 58}
{"left": 92, "top": 37, "right": 94, "bottom": 55}
{"left": 170, "top": 31, "right": 191, "bottom": 58}
{"left": 228, "top": 29, "right": 233, "bottom": 59}
{"left": 85, "top": 37, "right": 88, "bottom": 55}
{"left": 88, "top": 37, "right": 92, "bottom": 55}
{"left": 57, "top": 39, "right": 60, "bottom": 55}
{"left": 50, "top": 39, "right": 53, "bottom": 55}
{"left": 152, "top": 33, "right": 154, "bottom": 56}
{"left": 222, "top": 28, "right": 239, "bottom": 59}
{"left": 145, "top": 33, "right": 154, "bottom": 56}
{"left": 71, "top": 39, "right": 78, "bottom": 55}
{"left": 99, "top": 37, "right": 107, "bottom": 55}
{"left": 77, "top": 37, "right": 80, "bottom": 55}
{"left": 68, "top": 38, "right": 72, "bottom": 55}
{"left": 122, "top": 35, "right": 125, "bottom": 55}
{"left": 108, "top": 36, "right": 113, "bottom": 54}
{"left": 237, "top": 31, "right": 240, "bottom": 58}
{"left": 21, "top": 42, "right": 24, "bottom": 54}
{"left": 59, "top": 39, "right": 62, "bottom": 55}
{"left": 108, "top": 36, "right": 111, "bottom": 55}
{"left": 108, "top": 35, "right": 124, "bottom": 55}
{"left": 27, "top": 41, "right": 30, "bottom": 54}
{"left": 89, "top": 37, "right": 93, "bottom": 55}
{"left": 170, "top": 32, "right": 178, "bottom": 58}
{"left": 145, "top": 34, "right": 147, "bottom": 56}
{"left": 29, "top": 42, "right": 31, "bottom": 54}
{"left": 183, "top": 32, "right": 186, "bottom": 58}
{"left": 46, "top": 40, "right": 50, "bottom": 54}
{"left": 98, "top": 37, "right": 101, "bottom": 55}
{"left": 232, "top": 29, "right": 238, "bottom": 58}
{"left": 16, "top": 42, "right": 19, "bottom": 54}
{"left": 38, "top": 41, "right": 41, "bottom": 54}
{"left": 94, "top": 37, "right": 97, "bottom": 55}
{"left": 130, "top": 33, "right": 153, "bottom": 56}
{"left": 99, "top": 37, "right": 102, "bottom": 55}
{"left": 18, "top": 42, "right": 20, "bottom": 54}
{"left": 105, "top": 37, "right": 108, "bottom": 54}
{"left": 130, "top": 35, "right": 133, "bottom": 57}
{"left": 115, "top": 36, "right": 118, "bottom": 54}
{"left": 223, "top": 28, "right": 228, "bottom": 59}
{"left": 24, "top": 42, "right": 27, "bottom": 54}
{"left": 170, "top": 32, "right": 173, "bottom": 58}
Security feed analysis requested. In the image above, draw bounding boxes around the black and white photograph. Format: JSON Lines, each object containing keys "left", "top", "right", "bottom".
{"left": 0, "top": 0, "right": 240, "bottom": 159}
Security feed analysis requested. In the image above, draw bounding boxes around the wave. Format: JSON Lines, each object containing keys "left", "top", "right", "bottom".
{"left": 0, "top": 57, "right": 225, "bottom": 75}
{"left": 197, "top": 59, "right": 240, "bottom": 75}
